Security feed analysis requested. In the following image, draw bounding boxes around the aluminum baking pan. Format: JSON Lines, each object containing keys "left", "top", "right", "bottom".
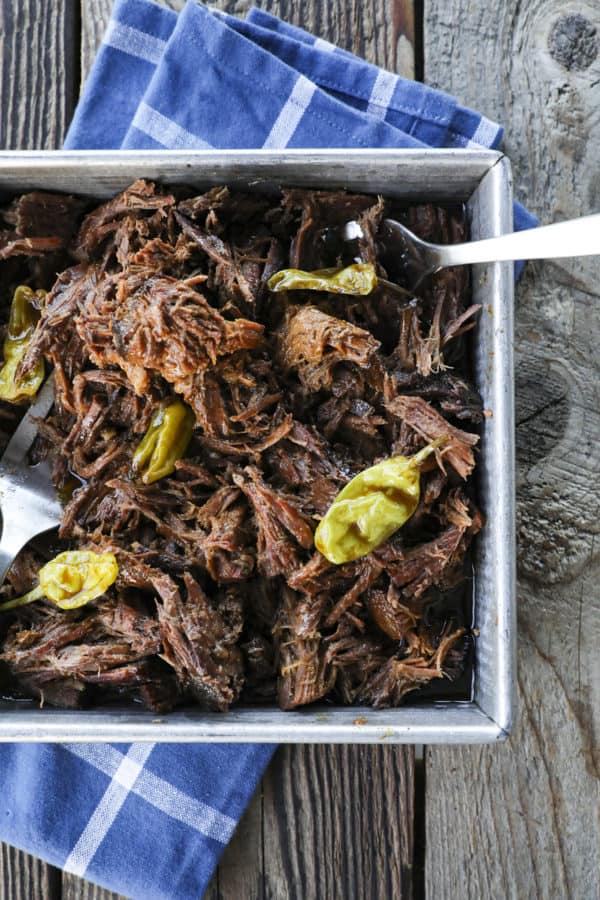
{"left": 0, "top": 149, "right": 515, "bottom": 743}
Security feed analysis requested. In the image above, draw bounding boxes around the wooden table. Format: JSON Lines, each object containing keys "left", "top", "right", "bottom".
{"left": 1, "top": 1, "right": 599, "bottom": 897}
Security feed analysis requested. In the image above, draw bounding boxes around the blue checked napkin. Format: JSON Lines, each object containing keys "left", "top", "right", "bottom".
{"left": 0, "top": 2, "right": 536, "bottom": 898}
{"left": 65, "top": 0, "right": 536, "bottom": 235}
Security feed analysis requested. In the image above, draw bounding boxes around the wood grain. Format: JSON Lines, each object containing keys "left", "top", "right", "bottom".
{"left": 203, "top": 790, "right": 263, "bottom": 900}
{"left": 424, "top": 1, "right": 600, "bottom": 897}
{"left": 263, "top": 745, "right": 414, "bottom": 900}
{"left": 0, "top": 0, "right": 76, "bottom": 896}
{"left": 61, "top": 874, "right": 125, "bottom": 900}
{"left": 80, "top": 0, "right": 416, "bottom": 83}
{"left": 259, "top": 0, "right": 416, "bottom": 75}
{"left": 0, "top": 844, "right": 60, "bottom": 900}
{"left": 0, "top": 0, "right": 77, "bottom": 149}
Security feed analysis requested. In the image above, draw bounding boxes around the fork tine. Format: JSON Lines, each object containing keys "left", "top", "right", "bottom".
{"left": 0, "top": 373, "right": 55, "bottom": 467}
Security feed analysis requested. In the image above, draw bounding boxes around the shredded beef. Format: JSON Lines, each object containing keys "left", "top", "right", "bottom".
{"left": 3, "top": 191, "right": 85, "bottom": 241}
{"left": 0, "top": 191, "right": 86, "bottom": 263}
{"left": 358, "top": 622, "right": 467, "bottom": 708}
{"left": 385, "top": 392, "right": 479, "bottom": 480}
{"left": 76, "top": 179, "right": 175, "bottom": 259}
{"left": 109, "top": 275, "right": 264, "bottom": 401}
{"left": 275, "top": 587, "right": 334, "bottom": 709}
{"left": 391, "top": 369, "right": 483, "bottom": 423}
{"left": 175, "top": 212, "right": 260, "bottom": 308}
{"left": 156, "top": 572, "right": 244, "bottom": 710}
{"left": 233, "top": 467, "right": 313, "bottom": 577}
{"left": 0, "top": 234, "right": 66, "bottom": 260}
{"left": 0, "top": 596, "right": 163, "bottom": 709}
{"left": 0, "top": 180, "right": 482, "bottom": 712}
{"left": 277, "top": 305, "right": 380, "bottom": 392}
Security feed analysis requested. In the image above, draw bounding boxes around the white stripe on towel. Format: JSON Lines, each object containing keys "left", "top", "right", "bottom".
{"left": 64, "top": 743, "right": 237, "bottom": 845}
{"left": 262, "top": 75, "right": 317, "bottom": 148}
{"left": 63, "top": 743, "right": 154, "bottom": 877}
{"left": 104, "top": 19, "right": 167, "bottom": 65}
{"left": 313, "top": 36, "right": 336, "bottom": 52}
{"left": 133, "top": 767, "right": 237, "bottom": 844}
{"left": 366, "top": 70, "right": 398, "bottom": 120}
{"left": 467, "top": 115, "right": 502, "bottom": 148}
{"left": 132, "top": 102, "right": 214, "bottom": 149}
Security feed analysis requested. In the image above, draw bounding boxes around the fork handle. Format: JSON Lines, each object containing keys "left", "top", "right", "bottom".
{"left": 0, "top": 530, "right": 27, "bottom": 586}
{"left": 435, "top": 212, "right": 600, "bottom": 266}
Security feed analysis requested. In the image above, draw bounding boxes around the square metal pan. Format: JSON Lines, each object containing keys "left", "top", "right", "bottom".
{"left": 0, "top": 149, "right": 515, "bottom": 743}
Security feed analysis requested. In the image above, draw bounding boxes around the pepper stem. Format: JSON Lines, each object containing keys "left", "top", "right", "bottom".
{"left": 0, "top": 584, "right": 44, "bottom": 612}
{"left": 412, "top": 436, "right": 448, "bottom": 467}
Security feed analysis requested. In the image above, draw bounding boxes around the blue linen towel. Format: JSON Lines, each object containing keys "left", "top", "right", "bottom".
{"left": 0, "top": 741, "right": 272, "bottom": 898}
{"left": 0, "top": 3, "right": 536, "bottom": 898}
{"left": 64, "top": 0, "right": 536, "bottom": 234}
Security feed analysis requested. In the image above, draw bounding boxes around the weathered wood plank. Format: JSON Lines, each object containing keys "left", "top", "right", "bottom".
{"left": 261, "top": 0, "right": 416, "bottom": 76}
{"left": 80, "top": 0, "right": 416, "bottom": 84}
{"left": 204, "top": 789, "right": 263, "bottom": 900}
{"left": 61, "top": 875, "right": 125, "bottom": 900}
{"left": 0, "top": 0, "right": 77, "bottom": 149}
{"left": 424, "top": 2, "right": 600, "bottom": 898}
{"left": 0, "top": 844, "right": 61, "bottom": 900}
{"left": 263, "top": 745, "right": 414, "bottom": 900}
{"left": 0, "top": 1, "right": 76, "bottom": 894}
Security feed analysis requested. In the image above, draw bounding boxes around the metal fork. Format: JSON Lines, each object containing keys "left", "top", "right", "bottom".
{"left": 344, "top": 212, "right": 600, "bottom": 287}
{"left": 0, "top": 374, "right": 61, "bottom": 584}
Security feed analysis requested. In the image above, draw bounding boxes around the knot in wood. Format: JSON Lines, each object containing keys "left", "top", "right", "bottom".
{"left": 549, "top": 14, "right": 598, "bottom": 71}
{"left": 516, "top": 366, "right": 569, "bottom": 470}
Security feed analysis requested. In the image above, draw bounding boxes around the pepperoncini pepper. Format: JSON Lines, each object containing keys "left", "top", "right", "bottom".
{"left": 0, "top": 285, "right": 46, "bottom": 403}
{"left": 0, "top": 550, "right": 119, "bottom": 612}
{"left": 267, "top": 263, "right": 377, "bottom": 296}
{"left": 132, "top": 399, "right": 195, "bottom": 484}
{"left": 314, "top": 441, "right": 443, "bottom": 565}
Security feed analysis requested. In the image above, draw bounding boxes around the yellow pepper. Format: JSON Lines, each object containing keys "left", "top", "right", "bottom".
{"left": 0, "top": 285, "right": 45, "bottom": 403}
{"left": 0, "top": 550, "right": 119, "bottom": 612}
{"left": 315, "top": 442, "right": 442, "bottom": 565}
{"left": 132, "top": 399, "right": 195, "bottom": 484}
{"left": 267, "top": 263, "right": 377, "bottom": 296}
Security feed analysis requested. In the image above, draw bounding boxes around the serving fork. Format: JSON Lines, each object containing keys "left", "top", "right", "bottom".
{"left": 0, "top": 375, "right": 61, "bottom": 585}
{"left": 344, "top": 212, "right": 600, "bottom": 287}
